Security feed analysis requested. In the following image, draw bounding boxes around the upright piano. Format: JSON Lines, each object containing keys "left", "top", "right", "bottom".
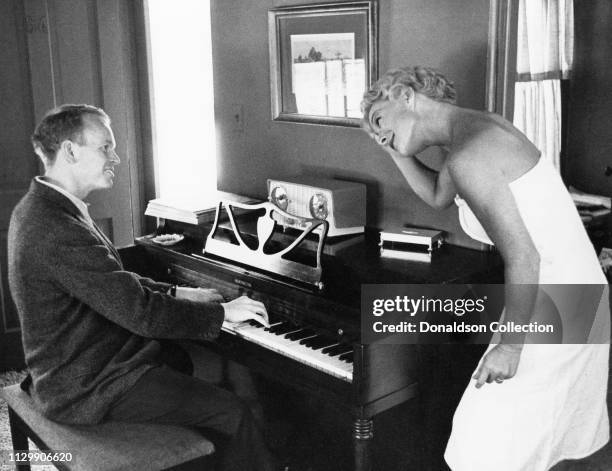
{"left": 121, "top": 220, "right": 502, "bottom": 471}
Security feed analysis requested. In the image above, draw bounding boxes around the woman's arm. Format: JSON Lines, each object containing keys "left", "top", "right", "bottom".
{"left": 448, "top": 153, "right": 540, "bottom": 386}
{"left": 384, "top": 146, "right": 457, "bottom": 210}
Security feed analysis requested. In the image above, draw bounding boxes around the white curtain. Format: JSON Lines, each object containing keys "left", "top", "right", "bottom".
{"left": 516, "top": 0, "right": 573, "bottom": 80}
{"left": 513, "top": 0, "right": 573, "bottom": 169}
{"left": 514, "top": 80, "right": 562, "bottom": 169}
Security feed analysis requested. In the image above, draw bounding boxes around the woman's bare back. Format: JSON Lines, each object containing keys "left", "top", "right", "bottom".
{"left": 450, "top": 110, "right": 541, "bottom": 185}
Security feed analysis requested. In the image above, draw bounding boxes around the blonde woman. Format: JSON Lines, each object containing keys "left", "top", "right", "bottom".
{"left": 361, "top": 66, "right": 609, "bottom": 470}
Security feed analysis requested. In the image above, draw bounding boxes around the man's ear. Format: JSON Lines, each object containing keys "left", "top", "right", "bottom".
{"left": 60, "top": 140, "right": 78, "bottom": 164}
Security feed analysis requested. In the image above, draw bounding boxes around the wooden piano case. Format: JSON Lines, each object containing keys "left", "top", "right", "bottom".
{"left": 120, "top": 224, "right": 502, "bottom": 470}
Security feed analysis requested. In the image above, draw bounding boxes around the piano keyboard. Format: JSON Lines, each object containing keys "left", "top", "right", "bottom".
{"left": 222, "top": 319, "right": 354, "bottom": 382}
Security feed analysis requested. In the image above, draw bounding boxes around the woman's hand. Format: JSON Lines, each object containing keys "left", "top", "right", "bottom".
{"left": 378, "top": 143, "right": 456, "bottom": 209}
{"left": 175, "top": 286, "right": 224, "bottom": 304}
{"left": 222, "top": 295, "right": 270, "bottom": 327}
{"left": 472, "top": 344, "right": 523, "bottom": 388}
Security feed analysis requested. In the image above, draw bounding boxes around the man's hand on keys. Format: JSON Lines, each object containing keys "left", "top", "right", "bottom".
{"left": 222, "top": 295, "right": 270, "bottom": 327}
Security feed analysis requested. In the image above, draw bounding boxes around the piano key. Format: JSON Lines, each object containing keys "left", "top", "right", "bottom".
{"left": 300, "top": 335, "right": 337, "bottom": 350}
{"left": 298, "top": 334, "right": 322, "bottom": 346}
{"left": 267, "top": 313, "right": 283, "bottom": 325}
{"left": 338, "top": 351, "right": 353, "bottom": 363}
{"left": 295, "top": 334, "right": 319, "bottom": 344}
{"left": 263, "top": 321, "right": 283, "bottom": 332}
{"left": 278, "top": 328, "right": 298, "bottom": 339}
{"left": 222, "top": 321, "right": 352, "bottom": 382}
{"left": 284, "top": 328, "right": 316, "bottom": 341}
{"left": 321, "top": 343, "right": 342, "bottom": 354}
{"left": 323, "top": 344, "right": 353, "bottom": 357}
{"left": 277, "top": 327, "right": 303, "bottom": 337}
{"left": 268, "top": 322, "right": 297, "bottom": 334}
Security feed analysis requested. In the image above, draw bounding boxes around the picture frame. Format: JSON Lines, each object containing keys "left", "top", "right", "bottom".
{"left": 268, "top": 1, "right": 378, "bottom": 127}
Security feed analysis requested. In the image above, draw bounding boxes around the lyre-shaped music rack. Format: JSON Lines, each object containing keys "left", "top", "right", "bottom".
{"left": 204, "top": 200, "right": 328, "bottom": 289}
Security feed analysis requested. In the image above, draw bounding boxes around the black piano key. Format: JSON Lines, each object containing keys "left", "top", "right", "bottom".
{"left": 270, "top": 323, "right": 301, "bottom": 335}
{"left": 323, "top": 344, "right": 353, "bottom": 357}
{"left": 321, "top": 342, "right": 345, "bottom": 356}
{"left": 264, "top": 323, "right": 281, "bottom": 333}
{"left": 270, "top": 325, "right": 294, "bottom": 335}
{"left": 281, "top": 326, "right": 304, "bottom": 337}
{"left": 321, "top": 343, "right": 342, "bottom": 354}
{"left": 267, "top": 322, "right": 291, "bottom": 334}
{"left": 338, "top": 351, "right": 354, "bottom": 363}
{"left": 298, "top": 334, "right": 322, "bottom": 346}
{"left": 284, "top": 328, "right": 315, "bottom": 341}
{"left": 264, "top": 321, "right": 284, "bottom": 332}
{"left": 267, "top": 313, "right": 283, "bottom": 325}
{"left": 246, "top": 320, "right": 264, "bottom": 328}
{"left": 301, "top": 335, "right": 337, "bottom": 350}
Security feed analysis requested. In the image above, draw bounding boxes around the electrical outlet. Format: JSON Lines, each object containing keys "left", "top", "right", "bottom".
{"left": 230, "top": 104, "right": 244, "bottom": 132}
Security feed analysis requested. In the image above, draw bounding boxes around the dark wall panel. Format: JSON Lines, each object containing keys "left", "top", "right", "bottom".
{"left": 0, "top": 0, "right": 37, "bottom": 189}
{"left": 0, "top": 0, "right": 35, "bottom": 371}
{"left": 565, "top": 1, "right": 612, "bottom": 196}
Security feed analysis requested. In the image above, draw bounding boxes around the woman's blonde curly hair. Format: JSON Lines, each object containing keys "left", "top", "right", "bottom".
{"left": 361, "top": 66, "right": 457, "bottom": 133}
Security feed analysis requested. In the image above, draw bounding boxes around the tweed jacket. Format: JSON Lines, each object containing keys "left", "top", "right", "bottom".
{"left": 8, "top": 179, "right": 224, "bottom": 424}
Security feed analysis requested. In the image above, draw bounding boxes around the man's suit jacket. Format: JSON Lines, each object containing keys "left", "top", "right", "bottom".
{"left": 8, "top": 179, "right": 224, "bottom": 424}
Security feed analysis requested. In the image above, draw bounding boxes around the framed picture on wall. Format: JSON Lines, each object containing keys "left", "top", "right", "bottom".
{"left": 268, "top": 1, "right": 378, "bottom": 127}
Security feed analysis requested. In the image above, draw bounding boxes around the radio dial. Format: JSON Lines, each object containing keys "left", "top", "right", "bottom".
{"left": 309, "top": 193, "right": 329, "bottom": 220}
{"left": 270, "top": 186, "right": 289, "bottom": 211}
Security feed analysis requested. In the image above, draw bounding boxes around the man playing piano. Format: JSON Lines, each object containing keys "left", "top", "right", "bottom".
{"left": 8, "top": 104, "right": 275, "bottom": 471}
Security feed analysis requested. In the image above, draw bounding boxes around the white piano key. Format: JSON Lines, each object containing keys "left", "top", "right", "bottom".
{"left": 222, "top": 321, "right": 353, "bottom": 382}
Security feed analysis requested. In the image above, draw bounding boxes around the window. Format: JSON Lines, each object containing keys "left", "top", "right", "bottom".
{"left": 512, "top": 0, "right": 573, "bottom": 170}
{"left": 146, "top": 0, "right": 217, "bottom": 201}
{"left": 513, "top": 79, "right": 563, "bottom": 168}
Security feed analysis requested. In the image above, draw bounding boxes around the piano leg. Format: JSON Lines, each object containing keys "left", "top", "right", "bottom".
{"left": 353, "top": 417, "right": 374, "bottom": 471}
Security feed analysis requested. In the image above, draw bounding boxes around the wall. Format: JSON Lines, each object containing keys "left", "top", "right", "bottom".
{"left": 0, "top": 0, "right": 36, "bottom": 371}
{"left": 211, "top": 0, "right": 491, "bottom": 249}
{"left": 564, "top": 1, "right": 612, "bottom": 196}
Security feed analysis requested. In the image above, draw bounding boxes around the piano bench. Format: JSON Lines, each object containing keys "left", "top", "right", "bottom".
{"left": 1, "top": 384, "right": 216, "bottom": 471}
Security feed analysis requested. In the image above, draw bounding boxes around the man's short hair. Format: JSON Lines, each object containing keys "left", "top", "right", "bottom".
{"left": 31, "top": 104, "right": 110, "bottom": 163}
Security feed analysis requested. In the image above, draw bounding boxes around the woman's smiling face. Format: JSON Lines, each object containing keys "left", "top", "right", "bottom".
{"left": 367, "top": 92, "right": 418, "bottom": 156}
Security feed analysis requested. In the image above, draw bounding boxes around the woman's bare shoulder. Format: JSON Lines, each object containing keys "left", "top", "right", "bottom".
{"left": 448, "top": 111, "right": 539, "bottom": 183}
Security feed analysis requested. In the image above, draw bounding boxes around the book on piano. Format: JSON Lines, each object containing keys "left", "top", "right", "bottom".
{"left": 379, "top": 247, "right": 433, "bottom": 263}
{"left": 379, "top": 225, "right": 444, "bottom": 253}
{"left": 145, "top": 191, "right": 260, "bottom": 225}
